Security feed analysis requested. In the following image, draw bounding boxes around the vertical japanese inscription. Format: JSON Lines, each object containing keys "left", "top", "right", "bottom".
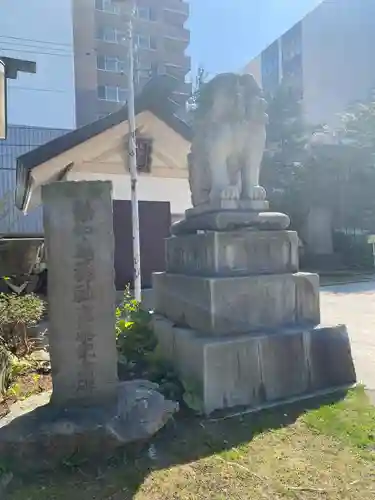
{"left": 73, "top": 199, "right": 96, "bottom": 396}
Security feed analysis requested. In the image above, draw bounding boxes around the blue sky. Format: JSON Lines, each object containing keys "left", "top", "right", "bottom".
{"left": 188, "top": 0, "right": 323, "bottom": 75}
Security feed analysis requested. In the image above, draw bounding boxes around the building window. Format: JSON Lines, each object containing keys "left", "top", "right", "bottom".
{"left": 96, "top": 26, "right": 115, "bottom": 43}
{"left": 135, "top": 34, "right": 157, "bottom": 50}
{"left": 136, "top": 7, "right": 157, "bottom": 21}
{"left": 118, "top": 88, "right": 128, "bottom": 102}
{"left": 98, "top": 85, "right": 128, "bottom": 102}
{"left": 136, "top": 60, "right": 159, "bottom": 79}
{"left": 137, "top": 60, "right": 151, "bottom": 73}
{"left": 282, "top": 39, "right": 302, "bottom": 62}
{"left": 165, "top": 63, "right": 185, "bottom": 79}
{"left": 97, "top": 55, "right": 126, "bottom": 73}
{"left": 118, "top": 60, "right": 127, "bottom": 72}
{"left": 97, "top": 55, "right": 117, "bottom": 72}
{"left": 96, "top": 26, "right": 126, "bottom": 44}
{"left": 95, "top": 0, "right": 120, "bottom": 14}
{"left": 164, "top": 37, "right": 185, "bottom": 52}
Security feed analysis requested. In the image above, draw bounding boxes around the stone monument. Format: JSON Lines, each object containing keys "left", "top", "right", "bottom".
{"left": 43, "top": 181, "right": 118, "bottom": 406}
{"left": 153, "top": 73, "right": 356, "bottom": 415}
{"left": 0, "top": 181, "right": 177, "bottom": 470}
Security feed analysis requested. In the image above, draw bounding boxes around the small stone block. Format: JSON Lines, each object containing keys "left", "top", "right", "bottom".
{"left": 307, "top": 325, "right": 357, "bottom": 391}
{"left": 294, "top": 273, "right": 320, "bottom": 325}
{"left": 171, "top": 211, "right": 290, "bottom": 235}
{"left": 166, "top": 230, "right": 299, "bottom": 277}
{"left": 153, "top": 272, "right": 297, "bottom": 335}
{"left": 202, "top": 334, "right": 263, "bottom": 413}
{"left": 260, "top": 331, "right": 309, "bottom": 401}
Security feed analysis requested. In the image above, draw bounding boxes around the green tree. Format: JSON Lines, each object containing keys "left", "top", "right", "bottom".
{"left": 337, "top": 90, "right": 375, "bottom": 149}
{"left": 261, "top": 82, "right": 312, "bottom": 229}
{"left": 262, "top": 82, "right": 375, "bottom": 235}
{"left": 331, "top": 90, "right": 375, "bottom": 232}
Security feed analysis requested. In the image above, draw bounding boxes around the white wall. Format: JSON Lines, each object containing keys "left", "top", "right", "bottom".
{"left": 302, "top": 0, "right": 375, "bottom": 127}
{"left": 0, "top": 0, "right": 75, "bottom": 129}
{"left": 67, "top": 172, "right": 192, "bottom": 215}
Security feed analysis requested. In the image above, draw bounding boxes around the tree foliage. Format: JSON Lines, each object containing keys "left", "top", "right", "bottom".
{"left": 262, "top": 81, "right": 375, "bottom": 234}
{"left": 337, "top": 90, "right": 375, "bottom": 149}
{"left": 0, "top": 293, "right": 45, "bottom": 355}
{"left": 327, "top": 90, "right": 375, "bottom": 232}
{"left": 261, "top": 83, "right": 312, "bottom": 228}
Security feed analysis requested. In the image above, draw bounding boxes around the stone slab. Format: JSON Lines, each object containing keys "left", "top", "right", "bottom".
{"left": 306, "top": 325, "right": 356, "bottom": 391}
{"left": 295, "top": 272, "right": 320, "bottom": 324}
{"left": 185, "top": 198, "right": 269, "bottom": 218}
{"left": 166, "top": 230, "right": 299, "bottom": 277}
{"left": 0, "top": 381, "right": 178, "bottom": 472}
{"left": 153, "top": 315, "right": 263, "bottom": 414}
{"left": 42, "top": 181, "right": 118, "bottom": 406}
{"left": 171, "top": 211, "right": 290, "bottom": 235}
{"left": 260, "top": 331, "right": 309, "bottom": 401}
{"left": 153, "top": 315, "right": 357, "bottom": 415}
{"left": 153, "top": 272, "right": 320, "bottom": 335}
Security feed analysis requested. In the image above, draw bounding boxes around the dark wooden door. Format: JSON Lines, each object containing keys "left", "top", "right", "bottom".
{"left": 113, "top": 200, "right": 171, "bottom": 290}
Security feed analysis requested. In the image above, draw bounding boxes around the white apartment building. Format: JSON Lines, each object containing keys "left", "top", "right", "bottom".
{"left": 243, "top": 0, "right": 375, "bottom": 127}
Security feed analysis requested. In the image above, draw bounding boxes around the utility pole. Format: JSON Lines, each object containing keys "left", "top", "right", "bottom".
{"left": 114, "top": 0, "right": 141, "bottom": 302}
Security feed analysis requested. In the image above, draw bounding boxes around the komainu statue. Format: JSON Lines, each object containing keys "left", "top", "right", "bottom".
{"left": 188, "top": 72, "right": 268, "bottom": 207}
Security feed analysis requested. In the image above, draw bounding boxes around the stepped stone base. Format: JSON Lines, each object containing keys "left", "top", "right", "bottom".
{"left": 165, "top": 230, "right": 299, "bottom": 277}
{"left": 153, "top": 315, "right": 356, "bottom": 415}
{"left": 153, "top": 272, "right": 320, "bottom": 335}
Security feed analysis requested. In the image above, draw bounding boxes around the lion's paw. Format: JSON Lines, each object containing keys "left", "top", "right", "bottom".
{"left": 248, "top": 185, "right": 267, "bottom": 201}
{"left": 220, "top": 185, "right": 240, "bottom": 201}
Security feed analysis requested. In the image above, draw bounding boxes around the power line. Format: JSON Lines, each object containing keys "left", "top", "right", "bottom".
{"left": 7, "top": 86, "right": 67, "bottom": 93}
{"left": 0, "top": 40, "right": 72, "bottom": 54}
{"left": 0, "top": 47, "right": 74, "bottom": 58}
{"left": 0, "top": 34, "right": 72, "bottom": 47}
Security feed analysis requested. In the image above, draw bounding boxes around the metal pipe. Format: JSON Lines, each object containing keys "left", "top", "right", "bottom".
{"left": 0, "top": 60, "right": 6, "bottom": 140}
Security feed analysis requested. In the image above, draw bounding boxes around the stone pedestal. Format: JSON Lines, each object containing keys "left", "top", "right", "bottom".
{"left": 43, "top": 181, "right": 118, "bottom": 406}
{"left": 152, "top": 225, "right": 356, "bottom": 415}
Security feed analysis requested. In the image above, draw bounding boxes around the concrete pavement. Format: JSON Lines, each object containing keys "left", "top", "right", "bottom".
{"left": 321, "top": 281, "right": 375, "bottom": 391}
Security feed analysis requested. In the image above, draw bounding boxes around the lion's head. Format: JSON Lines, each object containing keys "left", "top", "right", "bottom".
{"left": 193, "top": 72, "right": 267, "bottom": 127}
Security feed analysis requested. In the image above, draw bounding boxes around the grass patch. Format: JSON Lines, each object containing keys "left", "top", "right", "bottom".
{"left": 7, "top": 387, "right": 375, "bottom": 500}
{"left": 304, "top": 386, "right": 375, "bottom": 457}
{"left": 1, "top": 354, "right": 51, "bottom": 419}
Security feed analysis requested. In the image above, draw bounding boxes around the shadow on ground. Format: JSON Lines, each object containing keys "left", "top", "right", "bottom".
{"left": 7, "top": 390, "right": 349, "bottom": 499}
{"left": 322, "top": 280, "right": 375, "bottom": 295}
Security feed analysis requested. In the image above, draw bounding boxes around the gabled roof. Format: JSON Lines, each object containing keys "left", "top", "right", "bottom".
{"left": 15, "top": 75, "right": 192, "bottom": 210}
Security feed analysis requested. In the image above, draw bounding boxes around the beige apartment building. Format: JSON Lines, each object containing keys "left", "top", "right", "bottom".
{"left": 243, "top": 0, "right": 375, "bottom": 127}
{"left": 73, "top": 0, "right": 190, "bottom": 127}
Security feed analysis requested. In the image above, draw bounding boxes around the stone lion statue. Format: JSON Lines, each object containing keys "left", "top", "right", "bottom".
{"left": 189, "top": 72, "right": 268, "bottom": 207}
